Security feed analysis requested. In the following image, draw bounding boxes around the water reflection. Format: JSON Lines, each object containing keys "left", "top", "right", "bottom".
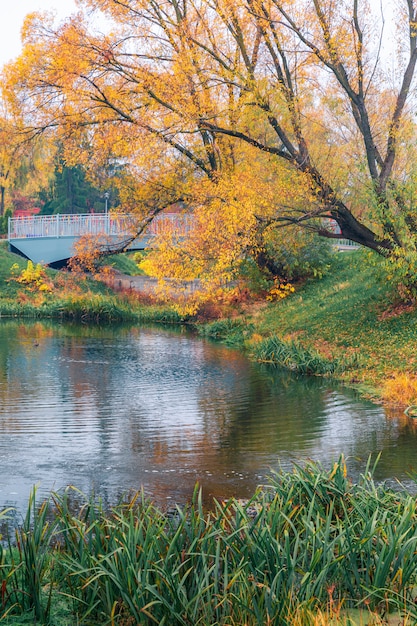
{"left": 0, "top": 319, "right": 414, "bottom": 513}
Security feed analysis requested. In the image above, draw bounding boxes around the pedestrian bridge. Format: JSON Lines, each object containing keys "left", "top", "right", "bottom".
{"left": 8, "top": 213, "right": 190, "bottom": 267}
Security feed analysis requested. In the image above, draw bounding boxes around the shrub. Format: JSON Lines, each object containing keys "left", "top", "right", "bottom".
{"left": 382, "top": 373, "right": 417, "bottom": 407}
{"left": 374, "top": 242, "right": 417, "bottom": 303}
{"left": 10, "top": 261, "right": 53, "bottom": 293}
{"left": 199, "top": 318, "right": 254, "bottom": 346}
{"left": 267, "top": 278, "right": 295, "bottom": 301}
{"left": 263, "top": 227, "right": 334, "bottom": 282}
{"left": 0, "top": 209, "right": 12, "bottom": 235}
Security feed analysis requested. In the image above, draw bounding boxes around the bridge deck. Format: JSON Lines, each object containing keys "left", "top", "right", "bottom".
{"left": 8, "top": 212, "right": 191, "bottom": 266}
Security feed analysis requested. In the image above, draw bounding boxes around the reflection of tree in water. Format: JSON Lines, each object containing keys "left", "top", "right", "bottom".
{"left": 0, "top": 321, "right": 57, "bottom": 428}
{"left": 99, "top": 333, "right": 238, "bottom": 461}
{"left": 3, "top": 319, "right": 417, "bottom": 510}
{"left": 197, "top": 363, "right": 331, "bottom": 456}
{"left": 365, "top": 411, "right": 417, "bottom": 485}
{"left": 195, "top": 358, "right": 415, "bottom": 484}
{"left": 49, "top": 325, "right": 417, "bottom": 486}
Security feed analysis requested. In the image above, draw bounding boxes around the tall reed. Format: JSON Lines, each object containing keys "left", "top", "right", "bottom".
{"left": 3, "top": 459, "right": 417, "bottom": 625}
{"left": 2, "top": 489, "right": 57, "bottom": 624}
{"left": 251, "top": 335, "right": 338, "bottom": 375}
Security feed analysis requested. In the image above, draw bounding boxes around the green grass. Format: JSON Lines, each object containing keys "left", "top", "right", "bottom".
{"left": 105, "top": 251, "right": 144, "bottom": 275}
{"left": 198, "top": 318, "right": 254, "bottom": 346}
{"left": 252, "top": 335, "right": 339, "bottom": 375}
{"left": 2, "top": 460, "right": 417, "bottom": 625}
{"left": 0, "top": 241, "right": 29, "bottom": 298}
{"left": 210, "top": 249, "right": 417, "bottom": 402}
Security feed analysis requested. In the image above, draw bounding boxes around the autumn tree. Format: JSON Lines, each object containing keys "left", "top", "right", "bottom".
{"left": 0, "top": 103, "right": 38, "bottom": 217}
{"left": 0, "top": 6, "right": 319, "bottom": 284}
{"left": 5, "top": 1, "right": 417, "bottom": 276}
{"left": 0, "top": 112, "right": 19, "bottom": 218}
{"left": 0, "top": 87, "right": 56, "bottom": 224}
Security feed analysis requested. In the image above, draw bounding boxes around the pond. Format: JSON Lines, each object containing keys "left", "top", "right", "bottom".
{"left": 0, "top": 319, "right": 414, "bottom": 514}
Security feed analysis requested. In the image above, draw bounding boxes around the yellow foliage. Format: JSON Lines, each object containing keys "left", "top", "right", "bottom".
{"left": 7, "top": 0, "right": 417, "bottom": 286}
{"left": 12, "top": 260, "right": 53, "bottom": 293}
{"left": 248, "top": 332, "right": 264, "bottom": 345}
{"left": 267, "top": 279, "right": 295, "bottom": 301}
{"left": 69, "top": 233, "right": 111, "bottom": 275}
{"left": 38, "top": 283, "right": 52, "bottom": 292}
{"left": 382, "top": 374, "right": 417, "bottom": 407}
{"left": 139, "top": 153, "right": 309, "bottom": 293}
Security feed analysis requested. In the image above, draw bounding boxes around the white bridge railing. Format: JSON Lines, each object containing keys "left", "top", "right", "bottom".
{"left": 8, "top": 212, "right": 193, "bottom": 240}
{"left": 8, "top": 212, "right": 358, "bottom": 256}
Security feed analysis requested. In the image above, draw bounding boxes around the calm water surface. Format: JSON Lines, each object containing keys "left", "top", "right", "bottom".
{"left": 0, "top": 319, "right": 414, "bottom": 513}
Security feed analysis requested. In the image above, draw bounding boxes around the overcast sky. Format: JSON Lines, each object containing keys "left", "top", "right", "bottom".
{"left": 0, "top": 1, "right": 77, "bottom": 67}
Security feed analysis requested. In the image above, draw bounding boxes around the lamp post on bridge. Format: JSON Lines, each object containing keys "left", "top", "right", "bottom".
{"left": 104, "top": 191, "right": 109, "bottom": 234}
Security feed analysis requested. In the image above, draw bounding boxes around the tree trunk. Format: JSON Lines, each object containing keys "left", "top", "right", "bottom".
{"left": 0, "top": 186, "right": 5, "bottom": 218}
{"left": 325, "top": 204, "right": 393, "bottom": 254}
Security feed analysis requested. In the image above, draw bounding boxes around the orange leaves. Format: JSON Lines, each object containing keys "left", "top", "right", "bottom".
{"left": 138, "top": 151, "right": 304, "bottom": 294}
{"left": 68, "top": 233, "right": 110, "bottom": 275}
{"left": 267, "top": 278, "right": 295, "bottom": 301}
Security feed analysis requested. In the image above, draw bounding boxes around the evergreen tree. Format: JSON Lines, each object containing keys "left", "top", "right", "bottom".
{"left": 41, "top": 161, "right": 103, "bottom": 215}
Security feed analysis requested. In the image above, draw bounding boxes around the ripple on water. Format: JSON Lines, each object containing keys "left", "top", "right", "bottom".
{"left": 0, "top": 321, "right": 411, "bottom": 513}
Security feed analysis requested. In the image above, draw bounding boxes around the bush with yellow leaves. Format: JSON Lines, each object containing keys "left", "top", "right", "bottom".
{"left": 267, "top": 278, "right": 295, "bottom": 301}
{"left": 10, "top": 261, "right": 53, "bottom": 293}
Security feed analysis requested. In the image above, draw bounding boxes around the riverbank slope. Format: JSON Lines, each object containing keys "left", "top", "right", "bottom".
{"left": 201, "top": 249, "right": 417, "bottom": 408}
{"left": 0, "top": 241, "right": 182, "bottom": 324}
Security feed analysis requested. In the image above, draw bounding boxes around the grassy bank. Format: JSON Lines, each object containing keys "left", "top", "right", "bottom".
{"left": 200, "top": 250, "right": 417, "bottom": 407}
{"left": 2, "top": 458, "right": 417, "bottom": 626}
{"left": 0, "top": 242, "right": 182, "bottom": 324}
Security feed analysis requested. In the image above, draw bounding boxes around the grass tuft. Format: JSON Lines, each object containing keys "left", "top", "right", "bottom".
{"left": 251, "top": 335, "right": 339, "bottom": 375}
{"left": 198, "top": 318, "right": 254, "bottom": 346}
{"left": 382, "top": 374, "right": 417, "bottom": 407}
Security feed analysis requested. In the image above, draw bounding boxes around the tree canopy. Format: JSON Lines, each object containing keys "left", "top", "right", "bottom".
{"left": 4, "top": 0, "right": 417, "bottom": 282}
{"left": 0, "top": 98, "right": 53, "bottom": 218}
